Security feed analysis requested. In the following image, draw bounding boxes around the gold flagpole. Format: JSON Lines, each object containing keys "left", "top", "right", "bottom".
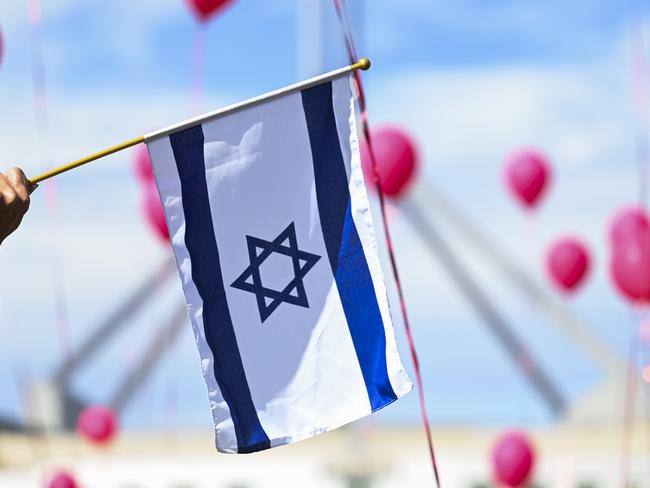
{"left": 29, "top": 58, "right": 371, "bottom": 185}
{"left": 30, "top": 136, "right": 145, "bottom": 184}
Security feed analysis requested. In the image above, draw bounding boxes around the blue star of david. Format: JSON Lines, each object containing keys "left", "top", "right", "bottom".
{"left": 230, "top": 222, "right": 321, "bottom": 323}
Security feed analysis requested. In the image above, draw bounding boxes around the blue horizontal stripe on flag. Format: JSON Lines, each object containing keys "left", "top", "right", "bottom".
{"left": 170, "top": 125, "right": 271, "bottom": 453}
{"left": 301, "top": 81, "right": 398, "bottom": 411}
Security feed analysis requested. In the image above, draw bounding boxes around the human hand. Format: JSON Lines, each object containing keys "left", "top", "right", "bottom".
{"left": 0, "top": 167, "right": 36, "bottom": 245}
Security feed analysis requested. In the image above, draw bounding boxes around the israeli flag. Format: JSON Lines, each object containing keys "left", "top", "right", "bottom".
{"left": 146, "top": 76, "right": 412, "bottom": 453}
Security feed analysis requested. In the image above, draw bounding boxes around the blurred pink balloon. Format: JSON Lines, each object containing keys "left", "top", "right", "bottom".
{"left": 46, "top": 471, "right": 78, "bottom": 488}
{"left": 143, "top": 182, "right": 170, "bottom": 242}
{"left": 610, "top": 231, "right": 650, "bottom": 303}
{"left": 359, "top": 125, "right": 419, "bottom": 198}
{"left": 133, "top": 145, "right": 154, "bottom": 183}
{"left": 492, "top": 431, "right": 535, "bottom": 487}
{"left": 545, "top": 237, "right": 591, "bottom": 293}
{"left": 0, "top": 27, "right": 4, "bottom": 70}
{"left": 503, "top": 148, "right": 551, "bottom": 209}
{"left": 186, "top": 0, "right": 233, "bottom": 21}
{"left": 608, "top": 205, "right": 650, "bottom": 246}
{"left": 77, "top": 405, "right": 117, "bottom": 444}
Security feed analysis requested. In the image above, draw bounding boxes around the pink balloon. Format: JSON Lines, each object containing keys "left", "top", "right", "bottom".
{"left": 609, "top": 206, "right": 650, "bottom": 246}
{"left": 503, "top": 148, "right": 551, "bottom": 209}
{"left": 0, "top": 27, "right": 4, "bottom": 70}
{"left": 186, "top": 0, "right": 233, "bottom": 21}
{"left": 77, "top": 405, "right": 117, "bottom": 444}
{"left": 143, "top": 182, "right": 170, "bottom": 242}
{"left": 360, "top": 125, "right": 419, "bottom": 198}
{"left": 545, "top": 237, "right": 591, "bottom": 293}
{"left": 133, "top": 145, "right": 154, "bottom": 183}
{"left": 46, "top": 471, "right": 78, "bottom": 488}
{"left": 610, "top": 231, "right": 650, "bottom": 303}
{"left": 492, "top": 431, "right": 535, "bottom": 487}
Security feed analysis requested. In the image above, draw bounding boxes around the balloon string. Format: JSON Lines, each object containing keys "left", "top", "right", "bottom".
{"left": 620, "top": 327, "right": 639, "bottom": 488}
{"left": 632, "top": 23, "right": 650, "bottom": 208}
{"left": 638, "top": 311, "right": 650, "bottom": 477}
{"left": 191, "top": 23, "right": 207, "bottom": 116}
{"left": 10, "top": 363, "right": 39, "bottom": 461}
{"left": 28, "top": 0, "right": 74, "bottom": 365}
{"left": 331, "top": 1, "right": 442, "bottom": 486}
{"left": 28, "top": 2, "right": 78, "bottom": 468}
{"left": 643, "top": 322, "right": 650, "bottom": 473}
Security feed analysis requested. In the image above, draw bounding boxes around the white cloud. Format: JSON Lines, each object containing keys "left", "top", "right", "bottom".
{"left": 367, "top": 56, "right": 634, "bottom": 172}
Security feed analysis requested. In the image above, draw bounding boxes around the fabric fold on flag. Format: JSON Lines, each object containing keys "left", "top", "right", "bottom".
{"left": 146, "top": 75, "right": 412, "bottom": 454}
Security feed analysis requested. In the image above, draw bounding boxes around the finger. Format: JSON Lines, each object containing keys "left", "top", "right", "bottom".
{"left": 0, "top": 174, "right": 29, "bottom": 226}
{"left": 0, "top": 172, "right": 29, "bottom": 219}
{"left": 6, "top": 167, "right": 30, "bottom": 203}
{"left": 0, "top": 174, "right": 18, "bottom": 206}
{"left": 4, "top": 169, "right": 30, "bottom": 217}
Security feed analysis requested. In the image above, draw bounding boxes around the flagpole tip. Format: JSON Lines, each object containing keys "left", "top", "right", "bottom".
{"left": 357, "top": 58, "right": 371, "bottom": 71}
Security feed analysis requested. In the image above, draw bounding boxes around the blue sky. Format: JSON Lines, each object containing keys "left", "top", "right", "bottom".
{"left": 0, "top": 0, "right": 648, "bottom": 431}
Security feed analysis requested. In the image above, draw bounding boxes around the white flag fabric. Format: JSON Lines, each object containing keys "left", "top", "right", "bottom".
{"left": 146, "top": 75, "right": 412, "bottom": 453}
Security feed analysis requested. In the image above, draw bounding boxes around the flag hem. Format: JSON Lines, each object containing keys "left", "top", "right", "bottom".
{"left": 214, "top": 382, "right": 412, "bottom": 454}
